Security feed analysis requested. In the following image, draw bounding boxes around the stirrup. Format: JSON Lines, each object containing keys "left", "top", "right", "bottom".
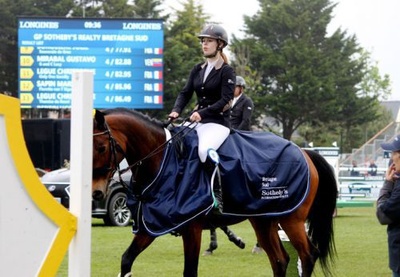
{"left": 207, "top": 148, "right": 220, "bottom": 165}
{"left": 207, "top": 148, "right": 220, "bottom": 193}
{"left": 207, "top": 149, "right": 222, "bottom": 211}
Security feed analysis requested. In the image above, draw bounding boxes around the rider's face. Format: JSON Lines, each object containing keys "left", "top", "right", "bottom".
{"left": 201, "top": 38, "right": 218, "bottom": 55}
{"left": 234, "top": 86, "right": 243, "bottom": 97}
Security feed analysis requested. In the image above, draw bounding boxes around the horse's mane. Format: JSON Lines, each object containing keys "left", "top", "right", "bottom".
{"left": 101, "top": 108, "right": 165, "bottom": 129}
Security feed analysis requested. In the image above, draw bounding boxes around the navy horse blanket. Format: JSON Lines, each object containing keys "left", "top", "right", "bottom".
{"left": 127, "top": 127, "right": 310, "bottom": 236}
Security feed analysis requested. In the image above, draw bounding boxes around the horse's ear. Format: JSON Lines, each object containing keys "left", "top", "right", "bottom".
{"left": 94, "top": 109, "right": 105, "bottom": 128}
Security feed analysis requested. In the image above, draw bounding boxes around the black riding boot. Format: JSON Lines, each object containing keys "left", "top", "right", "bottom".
{"left": 204, "top": 150, "right": 223, "bottom": 214}
{"left": 212, "top": 173, "right": 223, "bottom": 214}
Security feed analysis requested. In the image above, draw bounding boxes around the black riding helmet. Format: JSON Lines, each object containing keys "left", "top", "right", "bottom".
{"left": 198, "top": 24, "right": 228, "bottom": 50}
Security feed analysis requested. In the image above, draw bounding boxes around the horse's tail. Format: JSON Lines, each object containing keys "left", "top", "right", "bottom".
{"left": 304, "top": 149, "right": 337, "bottom": 275}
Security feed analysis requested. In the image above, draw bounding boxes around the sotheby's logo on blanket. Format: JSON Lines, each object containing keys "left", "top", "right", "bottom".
{"left": 261, "top": 177, "right": 289, "bottom": 200}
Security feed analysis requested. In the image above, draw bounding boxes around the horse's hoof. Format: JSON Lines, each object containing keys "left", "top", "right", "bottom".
{"left": 251, "top": 245, "right": 263, "bottom": 254}
{"left": 209, "top": 242, "right": 218, "bottom": 250}
{"left": 233, "top": 237, "right": 246, "bottom": 249}
{"left": 118, "top": 273, "right": 132, "bottom": 277}
{"left": 202, "top": 250, "right": 213, "bottom": 256}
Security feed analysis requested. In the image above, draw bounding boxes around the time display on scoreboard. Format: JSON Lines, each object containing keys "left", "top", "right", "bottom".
{"left": 17, "top": 17, "right": 164, "bottom": 109}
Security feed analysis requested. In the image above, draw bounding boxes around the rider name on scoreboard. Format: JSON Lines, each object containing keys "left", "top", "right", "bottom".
{"left": 17, "top": 17, "right": 164, "bottom": 109}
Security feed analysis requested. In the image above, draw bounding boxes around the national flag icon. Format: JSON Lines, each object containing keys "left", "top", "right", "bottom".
{"left": 154, "top": 48, "right": 163, "bottom": 54}
{"left": 154, "top": 71, "right": 163, "bottom": 79}
{"left": 152, "top": 58, "right": 163, "bottom": 67}
{"left": 153, "top": 95, "right": 163, "bottom": 104}
{"left": 153, "top": 83, "right": 163, "bottom": 92}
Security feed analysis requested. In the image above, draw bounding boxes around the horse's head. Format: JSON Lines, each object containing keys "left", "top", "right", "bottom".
{"left": 92, "top": 110, "right": 124, "bottom": 201}
{"left": 92, "top": 108, "right": 167, "bottom": 201}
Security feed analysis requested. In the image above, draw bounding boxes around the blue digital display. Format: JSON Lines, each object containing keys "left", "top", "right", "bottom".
{"left": 18, "top": 17, "right": 164, "bottom": 109}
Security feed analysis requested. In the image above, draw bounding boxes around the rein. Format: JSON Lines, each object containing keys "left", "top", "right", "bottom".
{"left": 94, "top": 118, "right": 197, "bottom": 193}
{"left": 118, "top": 120, "right": 196, "bottom": 175}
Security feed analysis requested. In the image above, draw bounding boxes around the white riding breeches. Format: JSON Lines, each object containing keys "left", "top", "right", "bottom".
{"left": 184, "top": 122, "right": 230, "bottom": 162}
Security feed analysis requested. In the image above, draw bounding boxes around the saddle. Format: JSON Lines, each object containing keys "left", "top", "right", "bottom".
{"left": 127, "top": 127, "right": 310, "bottom": 236}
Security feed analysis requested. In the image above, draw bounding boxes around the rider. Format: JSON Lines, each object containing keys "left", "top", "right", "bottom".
{"left": 168, "top": 24, "right": 235, "bottom": 212}
{"left": 230, "top": 76, "right": 254, "bottom": 131}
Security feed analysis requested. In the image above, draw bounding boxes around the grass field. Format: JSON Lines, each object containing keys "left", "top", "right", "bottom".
{"left": 57, "top": 205, "right": 391, "bottom": 276}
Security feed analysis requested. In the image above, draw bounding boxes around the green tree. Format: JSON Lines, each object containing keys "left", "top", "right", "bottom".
{"left": 71, "top": 0, "right": 162, "bottom": 18}
{"left": 231, "top": 0, "right": 389, "bottom": 142}
{"left": 230, "top": 38, "right": 263, "bottom": 128}
{"left": 132, "top": 0, "right": 162, "bottom": 18}
{"left": 231, "top": 0, "right": 339, "bottom": 139}
{"left": 103, "top": 0, "right": 136, "bottom": 18}
{"left": 333, "top": 48, "right": 392, "bottom": 152}
{"left": 297, "top": 48, "right": 392, "bottom": 152}
{"left": 31, "top": 0, "right": 74, "bottom": 16}
{"left": 359, "top": 50, "right": 391, "bottom": 101}
{"left": 0, "top": 0, "right": 19, "bottom": 96}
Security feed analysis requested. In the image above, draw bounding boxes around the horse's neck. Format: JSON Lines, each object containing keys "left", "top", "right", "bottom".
{"left": 124, "top": 124, "right": 166, "bottom": 181}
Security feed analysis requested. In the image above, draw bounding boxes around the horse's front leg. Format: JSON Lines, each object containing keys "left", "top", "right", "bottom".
{"left": 120, "top": 232, "right": 155, "bottom": 277}
{"left": 180, "top": 221, "right": 203, "bottom": 277}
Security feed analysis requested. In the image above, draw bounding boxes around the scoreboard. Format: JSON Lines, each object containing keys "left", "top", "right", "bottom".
{"left": 18, "top": 17, "right": 164, "bottom": 109}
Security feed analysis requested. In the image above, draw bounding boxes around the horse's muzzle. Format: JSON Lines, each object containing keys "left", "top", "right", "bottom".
{"left": 92, "top": 190, "right": 105, "bottom": 201}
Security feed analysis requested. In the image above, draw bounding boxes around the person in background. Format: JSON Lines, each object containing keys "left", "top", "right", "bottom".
{"left": 229, "top": 76, "right": 254, "bottom": 131}
{"left": 168, "top": 24, "right": 235, "bottom": 213}
{"left": 369, "top": 159, "right": 378, "bottom": 176}
{"left": 376, "top": 136, "right": 400, "bottom": 277}
{"left": 350, "top": 160, "right": 360, "bottom": 176}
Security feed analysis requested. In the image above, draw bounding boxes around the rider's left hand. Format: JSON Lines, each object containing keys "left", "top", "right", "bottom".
{"left": 190, "top": 112, "right": 202, "bottom": 122}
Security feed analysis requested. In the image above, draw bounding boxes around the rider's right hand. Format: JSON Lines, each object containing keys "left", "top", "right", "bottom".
{"left": 168, "top": 111, "right": 179, "bottom": 120}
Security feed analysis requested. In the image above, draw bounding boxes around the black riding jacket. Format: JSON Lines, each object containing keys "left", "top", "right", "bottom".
{"left": 230, "top": 94, "right": 254, "bottom": 131}
{"left": 377, "top": 179, "right": 400, "bottom": 274}
{"left": 172, "top": 58, "right": 235, "bottom": 128}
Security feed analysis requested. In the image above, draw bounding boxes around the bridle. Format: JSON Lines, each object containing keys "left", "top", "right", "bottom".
{"left": 93, "top": 123, "right": 125, "bottom": 188}
{"left": 92, "top": 119, "right": 168, "bottom": 194}
{"left": 93, "top": 118, "right": 197, "bottom": 196}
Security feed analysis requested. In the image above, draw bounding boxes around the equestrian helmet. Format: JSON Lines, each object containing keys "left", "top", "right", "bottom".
{"left": 236, "top": 76, "right": 246, "bottom": 88}
{"left": 198, "top": 24, "right": 228, "bottom": 48}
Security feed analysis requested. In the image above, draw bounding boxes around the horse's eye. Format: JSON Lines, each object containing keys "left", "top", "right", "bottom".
{"left": 97, "top": 146, "right": 106, "bottom": 154}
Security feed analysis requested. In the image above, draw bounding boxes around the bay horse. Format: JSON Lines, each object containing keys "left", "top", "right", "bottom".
{"left": 92, "top": 108, "right": 337, "bottom": 277}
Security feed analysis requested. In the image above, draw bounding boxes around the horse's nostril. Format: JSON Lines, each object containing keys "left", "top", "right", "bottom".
{"left": 92, "top": 190, "right": 104, "bottom": 201}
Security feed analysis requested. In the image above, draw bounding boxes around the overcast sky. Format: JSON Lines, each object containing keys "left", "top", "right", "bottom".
{"left": 163, "top": 0, "right": 400, "bottom": 100}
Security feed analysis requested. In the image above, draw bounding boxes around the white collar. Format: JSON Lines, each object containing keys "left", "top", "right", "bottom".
{"left": 207, "top": 59, "right": 218, "bottom": 68}
{"left": 234, "top": 93, "right": 243, "bottom": 101}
